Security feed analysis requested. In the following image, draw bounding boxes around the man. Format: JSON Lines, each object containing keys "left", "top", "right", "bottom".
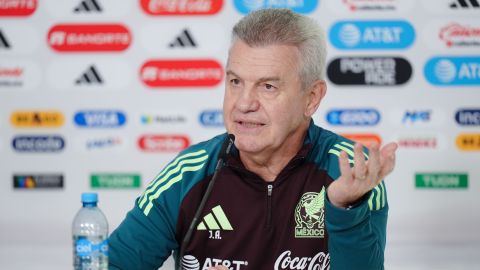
{"left": 109, "top": 8, "right": 397, "bottom": 270}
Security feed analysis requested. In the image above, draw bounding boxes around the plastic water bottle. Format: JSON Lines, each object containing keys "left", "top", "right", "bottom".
{"left": 72, "top": 192, "right": 109, "bottom": 270}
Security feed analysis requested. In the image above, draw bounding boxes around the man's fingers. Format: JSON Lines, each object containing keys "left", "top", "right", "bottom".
{"left": 339, "top": 151, "right": 352, "bottom": 181}
{"left": 366, "top": 142, "right": 381, "bottom": 183}
{"left": 353, "top": 143, "right": 367, "bottom": 180}
{"left": 378, "top": 142, "right": 398, "bottom": 179}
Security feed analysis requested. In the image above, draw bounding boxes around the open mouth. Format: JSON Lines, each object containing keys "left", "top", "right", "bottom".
{"left": 236, "top": 121, "right": 265, "bottom": 128}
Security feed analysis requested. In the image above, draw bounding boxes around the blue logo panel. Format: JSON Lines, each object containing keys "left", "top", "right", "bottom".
{"left": 74, "top": 111, "right": 126, "bottom": 128}
{"left": 12, "top": 135, "right": 65, "bottom": 152}
{"left": 329, "top": 20, "right": 415, "bottom": 50}
{"left": 455, "top": 109, "right": 480, "bottom": 126}
{"left": 199, "top": 110, "right": 224, "bottom": 127}
{"left": 233, "top": 0, "right": 318, "bottom": 14}
{"left": 326, "top": 109, "right": 381, "bottom": 126}
{"left": 424, "top": 57, "right": 480, "bottom": 86}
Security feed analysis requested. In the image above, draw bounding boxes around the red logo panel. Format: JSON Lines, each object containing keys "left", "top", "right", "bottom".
{"left": 48, "top": 24, "right": 132, "bottom": 52}
{"left": 140, "top": 0, "right": 223, "bottom": 15}
{"left": 0, "top": 0, "right": 36, "bottom": 16}
{"left": 138, "top": 135, "right": 190, "bottom": 152}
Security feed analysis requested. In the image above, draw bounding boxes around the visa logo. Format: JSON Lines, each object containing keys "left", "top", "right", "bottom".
{"left": 402, "top": 110, "right": 431, "bottom": 123}
{"left": 74, "top": 110, "right": 126, "bottom": 128}
{"left": 233, "top": 0, "right": 318, "bottom": 14}
{"left": 199, "top": 110, "right": 223, "bottom": 127}
{"left": 455, "top": 109, "right": 480, "bottom": 125}
{"left": 326, "top": 109, "right": 380, "bottom": 126}
{"left": 12, "top": 135, "right": 65, "bottom": 152}
{"left": 330, "top": 20, "right": 415, "bottom": 50}
{"left": 425, "top": 56, "right": 480, "bottom": 86}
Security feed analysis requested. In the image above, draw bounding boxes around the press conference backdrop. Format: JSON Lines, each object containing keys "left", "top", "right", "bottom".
{"left": 1, "top": 0, "right": 479, "bottom": 269}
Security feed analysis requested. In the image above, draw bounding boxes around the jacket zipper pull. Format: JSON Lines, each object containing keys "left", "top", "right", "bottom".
{"left": 267, "top": 184, "right": 273, "bottom": 197}
{"left": 266, "top": 184, "right": 273, "bottom": 227}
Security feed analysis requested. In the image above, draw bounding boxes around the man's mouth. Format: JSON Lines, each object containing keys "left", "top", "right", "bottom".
{"left": 236, "top": 121, "right": 265, "bottom": 128}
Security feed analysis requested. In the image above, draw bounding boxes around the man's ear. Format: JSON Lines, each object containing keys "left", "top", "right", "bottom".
{"left": 305, "top": 80, "right": 327, "bottom": 117}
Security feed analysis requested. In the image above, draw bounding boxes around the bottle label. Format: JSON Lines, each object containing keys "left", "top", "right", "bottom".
{"left": 75, "top": 237, "right": 108, "bottom": 257}
{"left": 73, "top": 236, "right": 108, "bottom": 269}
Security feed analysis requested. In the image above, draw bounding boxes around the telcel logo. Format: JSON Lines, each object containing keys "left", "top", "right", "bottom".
{"left": 138, "top": 135, "right": 190, "bottom": 152}
{"left": 141, "top": 59, "right": 223, "bottom": 87}
{"left": 233, "top": 0, "right": 318, "bottom": 14}
{"left": 424, "top": 56, "right": 480, "bottom": 85}
{"left": 74, "top": 110, "right": 126, "bottom": 128}
{"left": 456, "top": 133, "right": 480, "bottom": 151}
{"left": 10, "top": 111, "right": 64, "bottom": 128}
{"left": 48, "top": 24, "right": 131, "bottom": 52}
{"left": 326, "top": 109, "right": 380, "bottom": 126}
{"left": 330, "top": 20, "right": 415, "bottom": 49}
{"left": 455, "top": 109, "right": 480, "bottom": 125}
{"left": 12, "top": 135, "right": 65, "bottom": 152}
{"left": 140, "top": 0, "right": 223, "bottom": 15}
{"left": 199, "top": 110, "right": 223, "bottom": 127}
{"left": 0, "top": 0, "right": 37, "bottom": 16}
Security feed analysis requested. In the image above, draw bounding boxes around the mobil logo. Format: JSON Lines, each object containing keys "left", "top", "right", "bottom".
{"left": 326, "top": 109, "right": 380, "bottom": 126}
{"left": 0, "top": 0, "right": 37, "bottom": 16}
{"left": 141, "top": 59, "right": 223, "bottom": 87}
{"left": 233, "top": 0, "right": 318, "bottom": 14}
{"left": 74, "top": 110, "right": 126, "bottom": 128}
{"left": 138, "top": 134, "right": 190, "bottom": 152}
{"left": 12, "top": 135, "right": 65, "bottom": 152}
{"left": 329, "top": 20, "right": 415, "bottom": 50}
{"left": 455, "top": 108, "right": 480, "bottom": 125}
{"left": 199, "top": 110, "right": 223, "bottom": 127}
{"left": 140, "top": 0, "right": 223, "bottom": 15}
{"left": 47, "top": 24, "right": 131, "bottom": 52}
{"left": 424, "top": 56, "right": 480, "bottom": 86}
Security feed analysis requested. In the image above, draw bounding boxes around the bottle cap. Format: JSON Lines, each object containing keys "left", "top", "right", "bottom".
{"left": 81, "top": 192, "right": 98, "bottom": 203}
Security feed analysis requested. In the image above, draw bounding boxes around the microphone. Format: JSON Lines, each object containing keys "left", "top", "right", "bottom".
{"left": 177, "top": 134, "right": 235, "bottom": 269}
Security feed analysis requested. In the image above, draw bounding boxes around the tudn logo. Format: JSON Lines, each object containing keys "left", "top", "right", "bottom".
{"left": 234, "top": 0, "right": 318, "bottom": 14}
{"left": 75, "top": 65, "right": 103, "bottom": 85}
{"left": 48, "top": 24, "right": 131, "bottom": 52}
{"left": 141, "top": 0, "right": 223, "bottom": 15}
{"left": 0, "top": 0, "right": 37, "bottom": 16}
{"left": 169, "top": 29, "right": 197, "bottom": 48}
{"left": 138, "top": 135, "right": 190, "bottom": 152}
{"left": 13, "top": 174, "right": 64, "bottom": 189}
{"left": 449, "top": 0, "right": 480, "bottom": 8}
{"left": 439, "top": 23, "right": 480, "bottom": 47}
{"left": 330, "top": 20, "right": 415, "bottom": 50}
{"left": 141, "top": 59, "right": 223, "bottom": 87}
{"left": 326, "top": 109, "right": 380, "bottom": 126}
{"left": 455, "top": 109, "right": 480, "bottom": 125}
{"left": 73, "top": 0, "right": 103, "bottom": 13}
{"left": 12, "top": 135, "right": 65, "bottom": 152}
{"left": 327, "top": 57, "right": 412, "bottom": 86}
{"left": 199, "top": 110, "right": 223, "bottom": 127}
{"left": 425, "top": 56, "right": 480, "bottom": 85}
{"left": 74, "top": 110, "right": 126, "bottom": 128}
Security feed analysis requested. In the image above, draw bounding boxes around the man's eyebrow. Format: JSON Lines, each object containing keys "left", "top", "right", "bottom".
{"left": 226, "top": 70, "right": 281, "bottom": 83}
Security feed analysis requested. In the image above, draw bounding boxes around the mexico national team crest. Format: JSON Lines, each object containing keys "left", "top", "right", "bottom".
{"left": 295, "top": 187, "right": 325, "bottom": 238}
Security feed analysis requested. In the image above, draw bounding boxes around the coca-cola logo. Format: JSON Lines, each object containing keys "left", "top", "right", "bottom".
{"left": 140, "top": 59, "right": 223, "bottom": 87}
{"left": 439, "top": 23, "right": 480, "bottom": 47}
{"left": 274, "top": 250, "right": 330, "bottom": 270}
{"left": 138, "top": 135, "right": 190, "bottom": 152}
{"left": 47, "top": 24, "right": 132, "bottom": 52}
{"left": 0, "top": 0, "right": 37, "bottom": 16}
{"left": 141, "top": 0, "right": 223, "bottom": 15}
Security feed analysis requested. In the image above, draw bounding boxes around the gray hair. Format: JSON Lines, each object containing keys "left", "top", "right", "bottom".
{"left": 231, "top": 8, "right": 327, "bottom": 89}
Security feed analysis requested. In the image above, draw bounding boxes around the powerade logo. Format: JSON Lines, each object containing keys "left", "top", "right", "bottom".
{"left": 327, "top": 57, "right": 412, "bottom": 86}
{"left": 233, "top": 0, "right": 318, "bottom": 14}
{"left": 74, "top": 110, "right": 126, "bottom": 128}
{"left": 330, "top": 20, "right": 415, "bottom": 50}
{"left": 455, "top": 109, "right": 480, "bottom": 125}
{"left": 424, "top": 56, "right": 480, "bottom": 86}
{"left": 326, "top": 109, "right": 380, "bottom": 126}
{"left": 12, "top": 135, "right": 65, "bottom": 152}
{"left": 199, "top": 110, "right": 223, "bottom": 127}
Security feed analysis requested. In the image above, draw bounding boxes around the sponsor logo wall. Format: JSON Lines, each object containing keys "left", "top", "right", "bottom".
{"left": 0, "top": 0, "right": 479, "bottom": 268}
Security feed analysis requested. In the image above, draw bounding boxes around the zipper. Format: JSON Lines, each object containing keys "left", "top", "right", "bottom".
{"left": 266, "top": 184, "right": 273, "bottom": 228}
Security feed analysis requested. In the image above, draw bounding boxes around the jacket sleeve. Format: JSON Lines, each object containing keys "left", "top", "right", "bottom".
{"left": 326, "top": 181, "right": 388, "bottom": 270}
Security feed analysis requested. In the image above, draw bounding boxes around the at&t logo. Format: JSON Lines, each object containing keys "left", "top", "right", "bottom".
{"left": 182, "top": 255, "right": 248, "bottom": 270}
{"left": 425, "top": 56, "right": 480, "bottom": 85}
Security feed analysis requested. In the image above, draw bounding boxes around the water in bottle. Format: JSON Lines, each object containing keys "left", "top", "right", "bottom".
{"left": 73, "top": 192, "right": 109, "bottom": 270}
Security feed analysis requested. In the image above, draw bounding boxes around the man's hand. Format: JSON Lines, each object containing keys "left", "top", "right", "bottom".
{"left": 208, "top": 266, "right": 228, "bottom": 270}
{"left": 327, "top": 142, "right": 398, "bottom": 208}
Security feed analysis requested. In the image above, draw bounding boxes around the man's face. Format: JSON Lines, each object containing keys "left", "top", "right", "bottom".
{"left": 223, "top": 40, "right": 311, "bottom": 156}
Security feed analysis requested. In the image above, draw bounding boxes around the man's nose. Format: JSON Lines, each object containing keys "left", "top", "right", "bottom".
{"left": 235, "top": 86, "right": 260, "bottom": 113}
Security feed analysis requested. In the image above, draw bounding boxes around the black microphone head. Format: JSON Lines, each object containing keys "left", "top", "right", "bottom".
{"left": 218, "top": 133, "right": 235, "bottom": 162}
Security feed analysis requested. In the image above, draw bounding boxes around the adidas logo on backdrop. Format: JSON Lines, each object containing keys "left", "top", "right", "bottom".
{"left": 169, "top": 29, "right": 197, "bottom": 48}
{"left": 75, "top": 65, "right": 103, "bottom": 85}
{"left": 73, "top": 0, "right": 103, "bottom": 13}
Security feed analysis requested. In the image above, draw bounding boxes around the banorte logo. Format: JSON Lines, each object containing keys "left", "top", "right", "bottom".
{"left": 47, "top": 24, "right": 131, "bottom": 52}
{"left": 141, "top": 59, "right": 223, "bottom": 87}
{"left": 234, "top": 0, "right": 318, "bottom": 14}
{"left": 10, "top": 111, "right": 64, "bottom": 128}
{"left": 140, "top": 0, "right": 223, "bottom": 15}
{"left": 138, "top": 135, "right": 190, "bottom": 152}
{"left": 424, "top": 56, "right": 480, "bottom": 85}
{"left": 0, "top": 0, "right": 36, "bottom": 16}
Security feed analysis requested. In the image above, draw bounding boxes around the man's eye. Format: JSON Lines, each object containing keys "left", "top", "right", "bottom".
{"left": 265, "top": 84, "right": 275, "bottom": 90}
{"left": 230, "top": 79, "right": 240, "bottom": 85}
